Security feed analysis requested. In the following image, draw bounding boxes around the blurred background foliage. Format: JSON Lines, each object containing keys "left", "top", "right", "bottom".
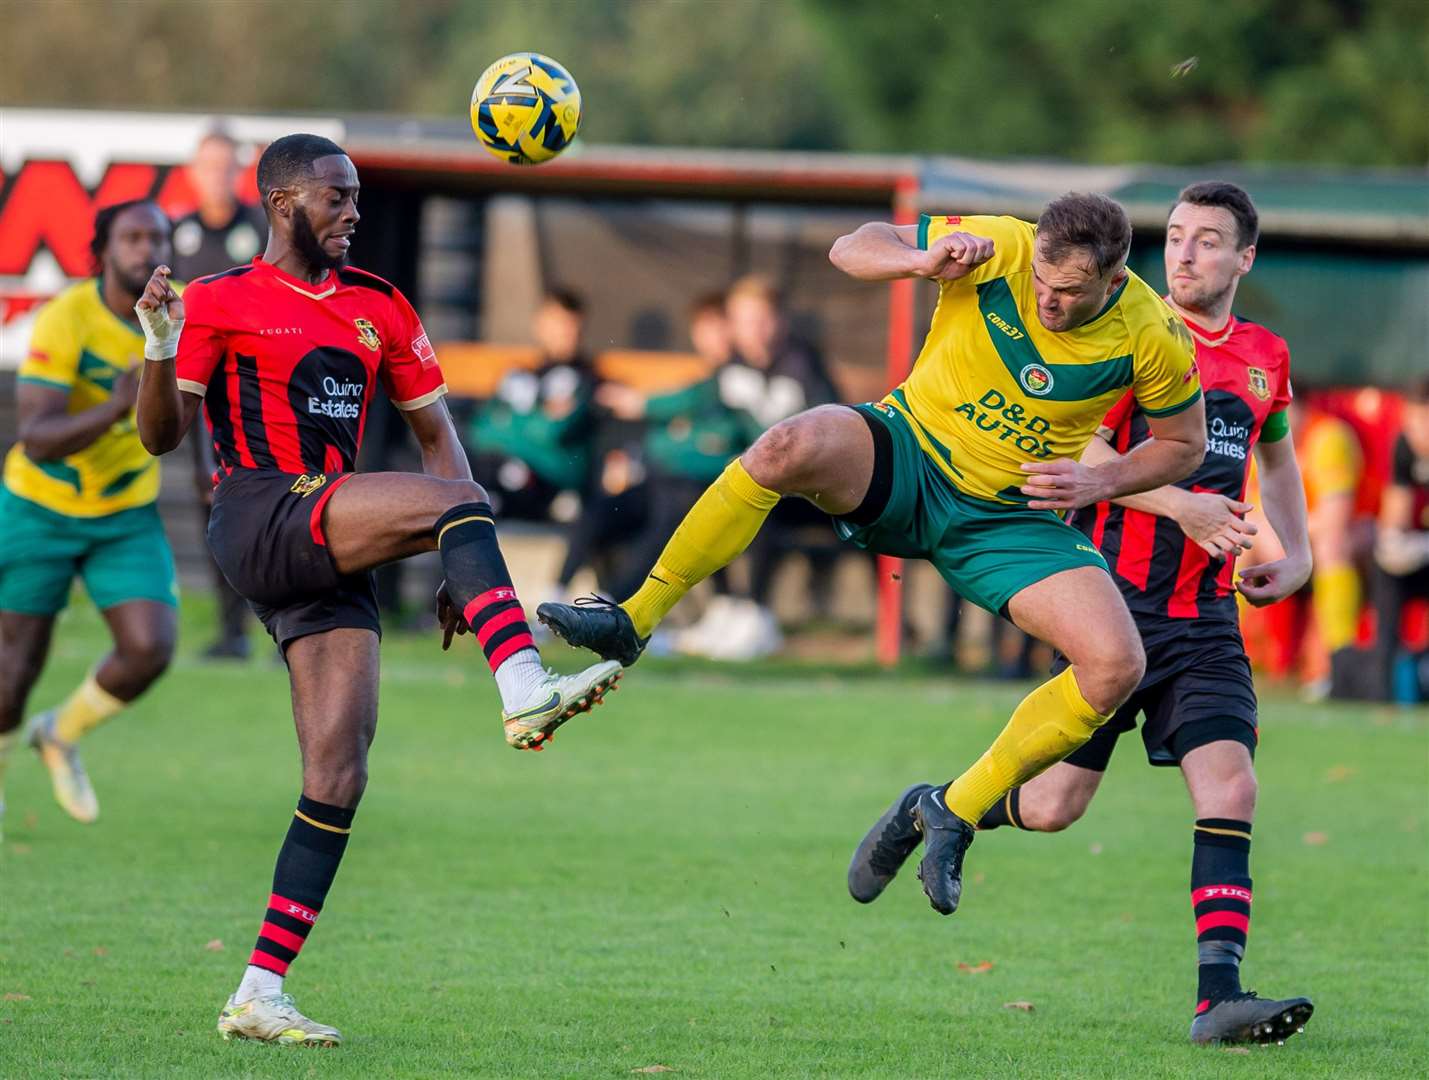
{"left": 4, "top": 0, "right": 1426, "bottom": 166}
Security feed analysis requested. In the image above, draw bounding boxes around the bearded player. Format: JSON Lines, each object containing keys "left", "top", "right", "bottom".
{"left": 540, "top": 193, "right": 1206, "bottom": 918}
{"left": 0, "top": 200, "right": 178, "bottom": 836}
{"left": 134, "top": 134, "right": 620, "bottom": 1046}
{"left": 929, "top": 183, "right": 1312, "bottom": 1045}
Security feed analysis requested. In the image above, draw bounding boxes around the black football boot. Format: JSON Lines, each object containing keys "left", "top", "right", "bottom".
{"left": 847, "top": 783, "right": 937, "bottom": 903}
{"left": 536, "top": 596, "right": 649, "bottom": 667}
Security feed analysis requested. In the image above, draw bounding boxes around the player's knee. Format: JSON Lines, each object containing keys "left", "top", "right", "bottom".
{"left": 440, "top": 478, "right": 490, "bottom": 510}
{"left": 1203, "top": 766, "right": 1257, "bottom": 819}
{"left": 303, "top": 759, "right": 368, "bottom": 807}
{"left": 1075, "top": 639, "right": 1143, "bottom": 714}
{"left": 1021, "top": 795, "right": 1087, "bottom": 833}
{"left": 117, "top": 626, "right": 175, "bottom": 685}
{"left": 744, "top": 410, "right": 837, "bottom": 493}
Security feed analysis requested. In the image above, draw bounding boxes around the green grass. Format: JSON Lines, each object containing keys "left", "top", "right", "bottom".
{"left": 2, "top": 598, "right": 1426, "bottom": 1079}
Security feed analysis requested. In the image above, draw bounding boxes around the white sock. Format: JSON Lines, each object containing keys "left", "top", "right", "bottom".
{"left": 234, "top": 964, "right": 284, "bottom": 1003}
{"left": 494, "top": 647, "right": 548, "bottom": 712}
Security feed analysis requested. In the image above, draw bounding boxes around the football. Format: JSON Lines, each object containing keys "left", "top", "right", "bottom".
{"left": 470, "top": 52, "right": 582, "bottom": 165}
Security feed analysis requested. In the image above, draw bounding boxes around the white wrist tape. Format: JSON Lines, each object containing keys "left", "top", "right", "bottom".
{"left": 135, "top": 302, "right": 185, "bottom": 361}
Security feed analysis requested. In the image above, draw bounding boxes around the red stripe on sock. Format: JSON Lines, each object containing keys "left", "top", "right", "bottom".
{"left": 248, "top": 949, "right": 291, "bottom": 976}
{"left": 259, "top": 921, "right": 306, "bottom": 952}
{"left": 308, "top": 473, "right": 355, "bottom": 547}
{"left": 270, "top": 893, "right": 319, "bottom": 925}
{"left": 475, "top": 605, "right": 526, "bottom": 647}
{"left": 1195, "top": 998, "right": 1211, "bottom": 1015}
{"left": 462, "top": 586, "right": 518, "bottom": 628}
{"left": 1191, "top": 885, "right": 1252, "bottom": 906}
{"left": 1195, "top": 911, "right": 1251, "bottom": 935}
{"left": 487, "top": 632, "right": 536, "bottom": 671}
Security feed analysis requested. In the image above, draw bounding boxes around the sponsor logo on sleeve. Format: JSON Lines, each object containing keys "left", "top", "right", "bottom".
{"left": 412, "top": 332, "right": 437, "bottom": 368}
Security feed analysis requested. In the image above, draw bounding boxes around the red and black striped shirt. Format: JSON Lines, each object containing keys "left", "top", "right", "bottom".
{"left": 1072, "top": 314, "right": 1292, "bottom": 624}
{"left": 175, "top": 258, "right": 447, "bottom": 479}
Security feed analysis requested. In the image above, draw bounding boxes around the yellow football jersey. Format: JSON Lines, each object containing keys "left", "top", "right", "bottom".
{"left": 887, "top": 214, "right": 1201, "bottom": 503}
{"left": 3, "top": 278, "right": 160, "bottom": 517}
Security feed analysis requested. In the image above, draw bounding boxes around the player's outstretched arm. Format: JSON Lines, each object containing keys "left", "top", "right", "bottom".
{"left": 829, "top": 222, "right": 994, "bottom": 282}
{"left": 1078, "top": 433, "right": 1258, "bottom": 558}
{"left": 1238, "top": 434, "right": 1313, "bottom": 605}
{"left": 1020, "top": 397, "right": 1206, "bottom": 511}
{"left": 134, "top": 266, "right": 201, "bottom": 455}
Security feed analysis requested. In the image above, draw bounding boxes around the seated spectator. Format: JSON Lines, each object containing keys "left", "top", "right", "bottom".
{"left": 467, "top": 288, "right": 595, "bottom": 518}
{"left": 596, "top": 294, "right": 762, "bottom": 606}
{"left": 1371, "top": 376, "right": 1429, "bottom": 700}
{"left": 721, "top": 274, "right": 842, "bottom": 617}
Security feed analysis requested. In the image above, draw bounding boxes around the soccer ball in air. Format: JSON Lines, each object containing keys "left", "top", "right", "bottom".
{"left": 470, "top": 53, "right": 582, "bottom": 165}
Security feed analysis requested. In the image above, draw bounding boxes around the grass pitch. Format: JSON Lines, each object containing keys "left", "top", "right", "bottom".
{"left": 1, "top": 599, "right": 1426, "bottom": 1078}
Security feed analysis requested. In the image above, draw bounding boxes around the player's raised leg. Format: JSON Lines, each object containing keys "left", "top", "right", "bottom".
{"left": 318, "top": 470, "right": 620, "bottom": 749}
{"left": 218, "top": 627, "right": 377, "bottom": 1046}
{"left": 537, "top": 404, "right": 874, "bottom": 664}
{"left": 1180, "top": 741, "right": 1312, "bottom": 1045}
{"left": 853, "top": 566, "right": 1142, "bottom": 914}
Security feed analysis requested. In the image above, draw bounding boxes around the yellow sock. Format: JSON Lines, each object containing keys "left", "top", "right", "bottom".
{"left": 621, "top": 458, "right": 781, "bottom": 637}
{"left": 53, "top": 672, "right": 126, "bottom": 744}
{"left": 1313, "top": 564, "right": 1361, "bottom": 652}
{"left": 942, "top": 666, "right": 1114, "bottom": 825}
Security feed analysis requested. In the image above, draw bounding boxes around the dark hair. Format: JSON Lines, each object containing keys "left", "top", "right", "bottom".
{"left": 1173, "top": 181, "right": 1259, "bottom": 249}
{"left": 256, "top": 133, "right": 348, "bottom": 201}
{"left": 90, "top": 198, "right": 163, "bottom": 272}
{"left": 1036, "top": 192, "right": 1133, "bottom": 277}
{"left": 688, "top": 291, "right": 727, "bottom": 319}
{"left": 543, "top": 287, "right": 586, "bottom": 316}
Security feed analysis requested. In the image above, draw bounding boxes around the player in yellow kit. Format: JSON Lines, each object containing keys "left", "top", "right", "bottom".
{"left": 539, "top": 193, "right": 1206, "bottom": 914}
{"left": 0, "top": 200, "right": 178, "bottom": 837}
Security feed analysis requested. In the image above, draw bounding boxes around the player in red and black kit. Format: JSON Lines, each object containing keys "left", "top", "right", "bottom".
{"left": 975, "top": 184, "right": 1316, "bottom": 1046}
{"left": 133, "top": 134, "right": 621, "bottom": 1046}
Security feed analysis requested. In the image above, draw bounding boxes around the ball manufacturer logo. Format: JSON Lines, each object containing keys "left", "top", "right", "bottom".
{"left": 1019, "top": 363, "right": 1054, "bottom": 396}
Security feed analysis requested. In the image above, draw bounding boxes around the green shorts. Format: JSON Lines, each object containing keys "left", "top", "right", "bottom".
{"left": 0, "top": 487, "right": 178, "bottom": 616}
{"left": 833, "top": 404, "right": 1108, "bottom": 615}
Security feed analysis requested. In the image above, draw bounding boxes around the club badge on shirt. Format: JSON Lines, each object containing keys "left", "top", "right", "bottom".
{"left": 354, "top": 318, "right": 381, "bottom": 352}
{"left": 1247, "top": 366, "right": 1270, "bottom": 401}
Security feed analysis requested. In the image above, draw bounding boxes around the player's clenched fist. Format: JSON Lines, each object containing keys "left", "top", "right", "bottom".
{"left": 134, "top": 265, "right": 185, "bottom": 360}
{"left": 921, "top": 231, "right": 995, "bottom": 282}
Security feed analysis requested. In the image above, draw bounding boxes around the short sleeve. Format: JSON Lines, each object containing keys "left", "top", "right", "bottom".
{"left": 1270, "top": 341, "right": 1293, "bottom": 413}
{"left": 917, "top": 214, "right": 1036, "bottom": 288}
{"left": 18, "top": 296, "right": 81, "bottom": 393}
{"left": 174, "top": 280, "right": 227, "bottom": 396}
{"left": 380, "top": 287, "right": 447, "bottom": 412}
{"left": 1131, "top": 313, "right": 1201, "bottom": 418}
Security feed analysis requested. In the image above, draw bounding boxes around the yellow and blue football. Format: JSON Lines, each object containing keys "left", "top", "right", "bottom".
{"left": 470, "top": 52, "right": 582, "bottom": 166}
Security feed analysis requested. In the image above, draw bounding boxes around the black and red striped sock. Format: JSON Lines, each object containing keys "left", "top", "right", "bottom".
{"left": 435, "top": 503, "right": 539, "bottom": 675}
{"left": 1191, "top": 817, "right": 1253, "bottom": 1013}
{"left": 248, "top": 795, "right": 354, "bottom": 979}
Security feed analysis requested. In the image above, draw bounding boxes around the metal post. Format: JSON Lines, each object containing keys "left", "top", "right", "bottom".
{"left": 876, "top": 175, "right": 921, "bottom": 668}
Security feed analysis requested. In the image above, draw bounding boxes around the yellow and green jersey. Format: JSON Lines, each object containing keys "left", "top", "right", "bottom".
{"left": 887, "top": 214, "right": 1201, "bottom": 504}
{"left": 4, "top": 278, "right": 162, "bottom": 517}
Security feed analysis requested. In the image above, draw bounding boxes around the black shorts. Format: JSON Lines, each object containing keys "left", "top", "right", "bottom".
{"left": 1052, "top": 619, "right": 1258, "bottom": 771}
{"left": 208, "top": 468, "right": 380, "bottom": 653}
